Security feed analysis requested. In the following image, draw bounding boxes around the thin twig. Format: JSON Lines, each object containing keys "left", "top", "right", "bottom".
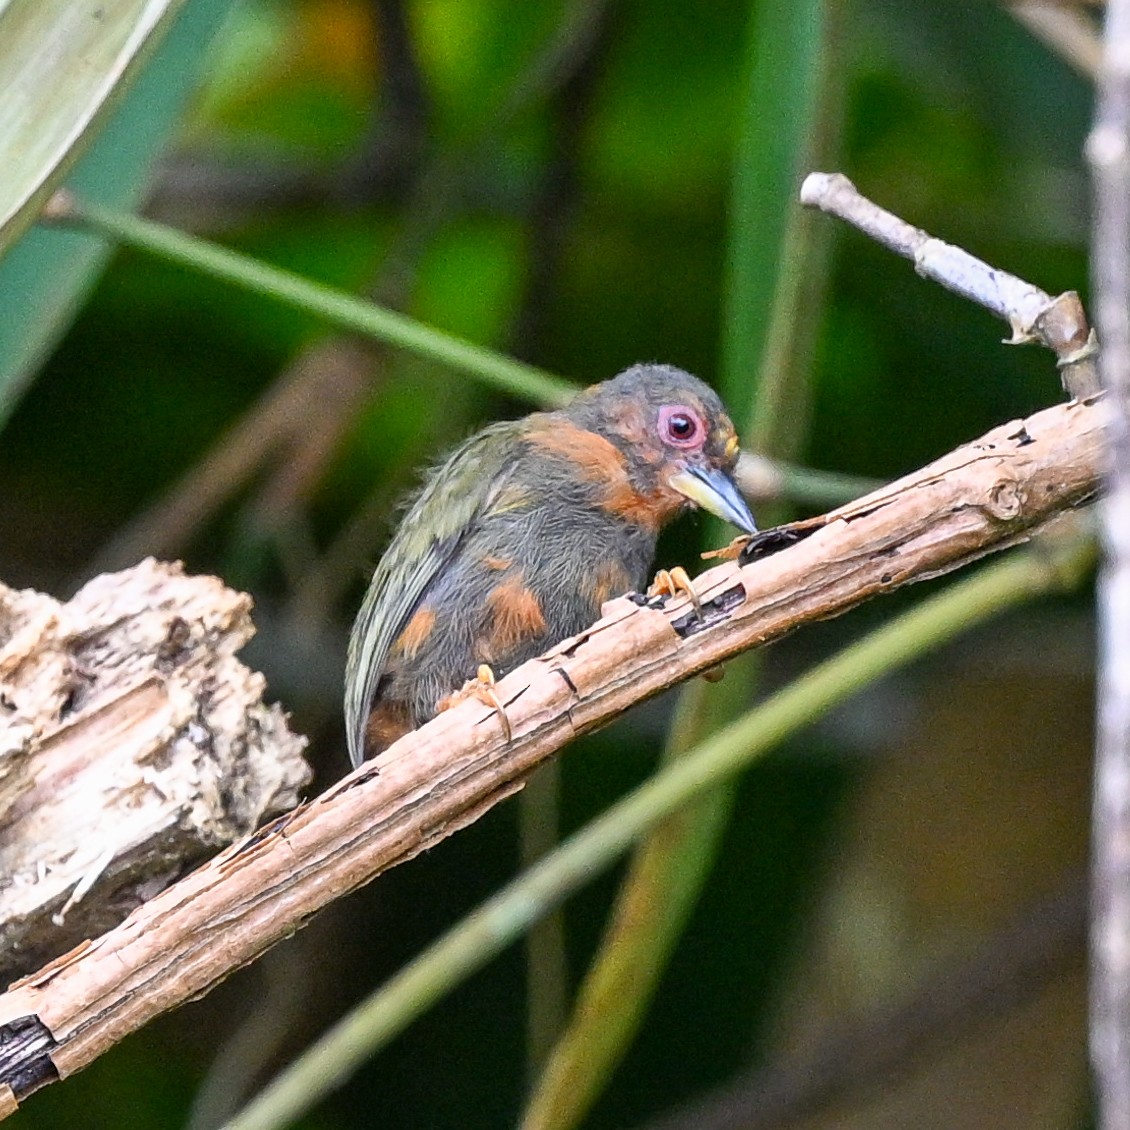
{"left": 800, "top": 172, "right": 1101, "bottom": 399}
{"left": 1008, "top": 1, "right": 1102, "bottom": 79}
{"left": 1087, "top": 1, "right": 1130, "bottom": 1126}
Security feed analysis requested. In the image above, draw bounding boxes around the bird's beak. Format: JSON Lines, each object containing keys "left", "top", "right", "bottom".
{"left": 668, "top": 464, "right": 758, "bottom": 534}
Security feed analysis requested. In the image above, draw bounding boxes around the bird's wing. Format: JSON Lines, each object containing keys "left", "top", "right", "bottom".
{"left": 344, "top": 419, "right": 526, "bottom": 766}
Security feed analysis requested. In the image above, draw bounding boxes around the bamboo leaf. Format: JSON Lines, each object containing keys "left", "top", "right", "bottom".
{"left": 0, "top": 0, "right": 186, "bottom": 253}
{"left": 0, "top": 0, "right": 238, "bottom": 428}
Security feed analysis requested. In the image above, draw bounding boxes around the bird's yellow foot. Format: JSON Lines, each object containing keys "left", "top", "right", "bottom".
{"left": 437, "top": 664, "right": 513, "bottom": 742}
{"left": 648, "top": 565, "right": 703, "bottom": 616}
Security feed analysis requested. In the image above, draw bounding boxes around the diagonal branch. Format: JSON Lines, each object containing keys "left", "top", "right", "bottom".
{"left": 0, "top": 389, "right": 1106, "bottom": 1117}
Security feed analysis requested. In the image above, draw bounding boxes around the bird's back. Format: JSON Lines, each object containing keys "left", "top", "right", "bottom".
{"left": 366, "top": 429, "right": 659, "bottom": 752}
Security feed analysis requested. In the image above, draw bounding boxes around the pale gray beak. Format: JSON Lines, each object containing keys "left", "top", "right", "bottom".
{"left": 668, "top": 465, "right": 758, "bottom": 534}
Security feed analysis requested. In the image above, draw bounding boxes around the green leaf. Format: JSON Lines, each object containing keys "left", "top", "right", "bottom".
{"left": 0, "top": 0, "right": 239, "bottom": 428}
{"left": 720, "top": 0, "right": 829, "bottom": 415}
{"left": 0, "top": 0, "right": 182, "bottom": 253}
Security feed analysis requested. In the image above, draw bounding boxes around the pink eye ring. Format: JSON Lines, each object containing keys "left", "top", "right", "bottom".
{"left": 658, "top": 404, "right": 704, "bottom": 448}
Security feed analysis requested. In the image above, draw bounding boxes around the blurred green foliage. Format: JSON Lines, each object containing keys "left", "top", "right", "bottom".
{"left": 0, "top": 0, "right": 241, "bottom": 428}
{"left": 0, "top": 0, "right": 1092, "bottom": 1127}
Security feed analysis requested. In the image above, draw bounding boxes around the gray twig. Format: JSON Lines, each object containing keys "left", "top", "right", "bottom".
{"left": 800, "top": 172, "right": 1100, "bottom": 399}
{"left": 1008, "top": 1, "right": 1102, "bottom": 79}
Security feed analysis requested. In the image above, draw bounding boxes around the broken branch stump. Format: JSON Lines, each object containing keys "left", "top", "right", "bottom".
{"left": 0, "top": 559, "right": 311, "bottom": 989}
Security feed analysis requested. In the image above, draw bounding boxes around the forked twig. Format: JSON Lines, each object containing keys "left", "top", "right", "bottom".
{"left": 801, "top": 172, "right": 1100, "bottom": 398}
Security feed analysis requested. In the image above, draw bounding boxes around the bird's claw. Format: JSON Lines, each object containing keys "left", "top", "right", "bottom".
{"left": 438, "top": 663, "right": 513, "bottom": 743}
{"left": 649, "top": 568, "right": 727, "bottom": 683}
{"left": 648, "top": 565, "right": 703, "bottom": 616}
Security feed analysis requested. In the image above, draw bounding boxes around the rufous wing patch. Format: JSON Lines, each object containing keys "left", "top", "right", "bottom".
{"left": 366, "top": 698, "right": 414, "bottom": 756}
{"left": 585, "top": 558, "right": 633, "bottom": 607}
{"left": 391, "top": 604, "right": 437, "bottom": 660}
{"left": 480, "top": 573, "right": 548, "bottom": 661}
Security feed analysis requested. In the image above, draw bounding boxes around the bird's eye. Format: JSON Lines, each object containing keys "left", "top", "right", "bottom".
{"left": 658, "top": 405, "right": 704, "bottom": 448}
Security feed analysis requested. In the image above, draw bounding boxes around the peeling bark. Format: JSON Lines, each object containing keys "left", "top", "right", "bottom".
{"left": 0, "top": 559, "right": 311, "bottom": 985}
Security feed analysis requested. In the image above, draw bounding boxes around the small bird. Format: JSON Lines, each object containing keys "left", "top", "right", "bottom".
{"left": 345, "top": 363, "right": 757, "bottom": 767}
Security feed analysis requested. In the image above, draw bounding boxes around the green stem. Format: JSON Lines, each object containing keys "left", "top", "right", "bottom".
{"left": 520, "top": 670, "right": 745, "bottom": 1130}
{"left": 775, "top": 462, "right": 880, "bottom": 508}
{"left": 719, "top": 0, "right": 827, "bottom": 402}
{"left": 47, "top": 196, "right": 576, "bottom": 409}
{"left": 221, "top": 532, "right": 1093, "bottom": 1130}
